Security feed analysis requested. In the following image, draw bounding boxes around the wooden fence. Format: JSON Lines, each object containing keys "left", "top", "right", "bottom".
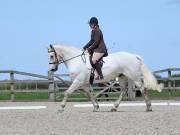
{"left": 0, "top": 68, "right": 180, "bottom": 101}
{"left": 154, "top": 68, "right": 180, "bottom": 89}
{"left": 0, "top": 70, "right": 135, "bottom": 101}
{"left": 0, "top": 70, "right": 50, "bottom": 100}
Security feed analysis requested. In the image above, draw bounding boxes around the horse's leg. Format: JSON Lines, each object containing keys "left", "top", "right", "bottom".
{"left": 111, "top": 76, "right": 128, "bottom": 112}
{"left": 59, "top": 78, "right": 83, "bottom": 111}
{"left": 142, "top": 88, "right": 152, "bottom": 112}
{"left": 82, "top": 85, "right": 99, "bottom": 111}
{"left": 111, "top": 87, "right": 127, "bottom": 112}
{"left": 133, "top": 78, "right": 152, "bottom": 112}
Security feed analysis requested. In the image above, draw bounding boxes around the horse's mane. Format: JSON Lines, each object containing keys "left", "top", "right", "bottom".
{"left": 54, "top": 44, "right": 81, "bottom": 52}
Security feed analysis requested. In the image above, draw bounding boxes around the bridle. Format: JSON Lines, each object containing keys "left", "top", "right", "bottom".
{"left": 48, "top": 44, "right": 86, "bottom": 65}
{"left": 48, "top": 44, "right": 60, "bottom": 64}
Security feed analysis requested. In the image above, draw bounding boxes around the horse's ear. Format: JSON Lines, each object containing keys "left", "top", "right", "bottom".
{"left": 50, "top": 44, "right": 53, "bottom": 49}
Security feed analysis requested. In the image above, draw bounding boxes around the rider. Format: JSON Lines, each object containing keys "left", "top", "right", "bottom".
{"left": 83, "top": 17, "right": 108, "bottom": 80}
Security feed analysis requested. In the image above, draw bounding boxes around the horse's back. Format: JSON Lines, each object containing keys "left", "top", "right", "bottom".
{"left": 103, "top": 51, "right": 142, "bottom": 67}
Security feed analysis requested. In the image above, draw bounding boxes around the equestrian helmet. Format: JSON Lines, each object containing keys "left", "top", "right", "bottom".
{"left": 89, "top": 17, "right": 98, "bottom": 25}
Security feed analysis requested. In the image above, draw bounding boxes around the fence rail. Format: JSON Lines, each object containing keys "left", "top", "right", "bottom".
{"left": 0, "top": 70, "right": 52, "bottom": 101}
{"left": 0, "top": 68, "right": 180, "bottom": 101}
{"left": 154, "top": 68, "right": 180, "bottom": 90}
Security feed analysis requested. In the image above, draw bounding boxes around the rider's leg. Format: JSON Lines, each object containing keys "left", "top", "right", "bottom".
{"left": 94, "top": 62, "right": 104, "bottom": 79}
{"left": 92, "top": 52, "right": 104, "bottom": 64}
{"left": 92, "top": 52, "right": 104, "bottom": 80}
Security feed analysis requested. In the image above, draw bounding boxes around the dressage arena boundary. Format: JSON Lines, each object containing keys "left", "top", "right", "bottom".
{"left": 0, "top": 105, "right": 47, "bottom": 110}
{"left": 1, "top": 101, "right": 180, "bottom": 110}
{"left": 0, "top": 68, "right": 180, "bottom": 101}
{"left": 73, "top": 102, "right": 180, "bottom": 108}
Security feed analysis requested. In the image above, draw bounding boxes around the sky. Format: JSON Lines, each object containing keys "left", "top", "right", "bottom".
{"left": 0, "top": 0, "right": 180, "bottom": 77}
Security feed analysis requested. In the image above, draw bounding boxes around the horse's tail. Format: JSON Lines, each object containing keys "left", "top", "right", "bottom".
{"left": 137, "top": 56, "right": 162, "bottom": 92}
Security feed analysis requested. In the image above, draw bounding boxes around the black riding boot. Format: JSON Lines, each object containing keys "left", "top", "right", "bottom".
{"left": 94, "top": 62, "right": 104, "bottom": 80}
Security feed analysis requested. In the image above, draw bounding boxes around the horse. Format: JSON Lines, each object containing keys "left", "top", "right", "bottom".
{"left": 47, "top": 44, "right": 162, "bottom": 112}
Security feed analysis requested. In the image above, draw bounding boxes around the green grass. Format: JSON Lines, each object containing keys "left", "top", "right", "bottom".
{"left": 15, "top": 92, "right": 48, "bottom": 100}
{"left": 0, "top": 89, "right": 180, "bottom": 101}
{"left": 0, "top": 91, "right": 48, "bottom": 100}
{"left": 0, "top": 92, "right": 11, "bottom": 100}
{"left": 149, "top": 89, "right": 180, "bottom": 97}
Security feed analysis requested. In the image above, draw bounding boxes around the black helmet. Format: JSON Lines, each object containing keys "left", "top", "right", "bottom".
{"left": 89, "top": 17, "right": 98, "bottom": 25}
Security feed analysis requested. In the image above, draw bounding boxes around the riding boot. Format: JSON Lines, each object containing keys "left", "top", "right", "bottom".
{"left": 94, "top": 62, "right": 104, "bottom": 80}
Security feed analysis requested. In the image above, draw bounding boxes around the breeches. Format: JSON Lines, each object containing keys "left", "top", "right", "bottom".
{"left": 92, "top": 52, "right": 104, "bottom": 64}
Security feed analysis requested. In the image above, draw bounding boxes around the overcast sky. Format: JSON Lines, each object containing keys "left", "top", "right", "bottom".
{"left": 0, "top": 0, "right": 180, "bottom": 77}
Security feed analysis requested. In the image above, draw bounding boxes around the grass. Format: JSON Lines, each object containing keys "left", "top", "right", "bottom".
{"left": 0, "top": 91, "right": 48, "bottom": 101}
{"left": 0, "top": 92, "right": 11, "bottom": 100}
{"left": 0, "top": 89, "right": 180, "bottom": 101}
{"left": 149, "top": 89, "right": 180, "bottom": 97}
{"left": 15, "top": 92, "right": 48, "bottom": 100}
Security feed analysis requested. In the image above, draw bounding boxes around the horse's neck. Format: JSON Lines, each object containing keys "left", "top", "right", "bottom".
{"left": 59, "top": 46, "right": 81, "bottom": 60}
{"left": 56, "top": 45, "right": 85, "bottom": 73}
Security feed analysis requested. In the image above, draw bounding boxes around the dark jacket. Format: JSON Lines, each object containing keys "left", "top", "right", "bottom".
{"left": 84, "top": 26, "right": 107, "bottom": 54}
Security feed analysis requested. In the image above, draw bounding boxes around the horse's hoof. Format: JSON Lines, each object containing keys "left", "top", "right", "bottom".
{"left": 61, "top": 104, "right": 65, "bottom": 108}
{"left": 96, "top": 105, "right": 99, "bottom": 110}
{"left": 93, "top": 109, "right": 98, "bottom": 112}
{"left": 114, "top": 103, "right": 119, "bottom": 108}
{"left": 93, "top": 106, "right": 99, "bottom": 112}
{"left": 57, "top": 107, "right": 64, "bottom": 113}
{"left": 110, "top": 108, "right": 117, "bottom": 112}
{"left": 146, "top": 108, "right": 152, "bottom": 112}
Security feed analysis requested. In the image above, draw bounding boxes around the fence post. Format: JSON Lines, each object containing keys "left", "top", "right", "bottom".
{"left": 10, "top": 72, "right": 15, "bottom": 101}
{"left": 168, "top": 70, "right": 172, "bottom": 89}
{"left": 48, "top": 71, "right": 55, "bottom": 101}
{"left": 128, "top": 79, "right": 136, "bottom": 100}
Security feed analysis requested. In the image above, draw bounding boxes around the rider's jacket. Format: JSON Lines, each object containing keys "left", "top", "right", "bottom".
{"left": 84, "top": 26, "right": 107, "bottom": 54}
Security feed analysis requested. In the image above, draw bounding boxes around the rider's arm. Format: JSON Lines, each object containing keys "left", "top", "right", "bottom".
{"left": 83, "top": 30, "right": 94, "bottom": 50}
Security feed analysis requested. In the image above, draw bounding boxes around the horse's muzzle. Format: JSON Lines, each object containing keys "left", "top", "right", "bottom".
{"left": 49, "top": 64, "right": 58, "bottom": 72}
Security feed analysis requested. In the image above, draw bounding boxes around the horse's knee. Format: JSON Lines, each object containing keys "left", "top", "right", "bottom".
{"left": 64, "top": 91, "right": 71, "bottom": 97}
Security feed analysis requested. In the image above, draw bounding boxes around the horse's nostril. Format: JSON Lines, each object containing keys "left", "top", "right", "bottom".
{"left": 51, "top": 68, "right": 55, "bottom": 71}
{"left": 50, "top": 65, "right": 58, "bottom": 72}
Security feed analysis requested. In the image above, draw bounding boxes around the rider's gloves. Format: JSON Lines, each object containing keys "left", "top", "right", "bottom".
{"left": 83, "top": 46, "right": 87, "bottom": 51}
{"left": 87, "top": 47, "right": 93, "bottom": 54}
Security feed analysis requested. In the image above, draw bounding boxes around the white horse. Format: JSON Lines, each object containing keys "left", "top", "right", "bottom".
{"left": 48, "top": 44, "right": 162, "bottom": 112}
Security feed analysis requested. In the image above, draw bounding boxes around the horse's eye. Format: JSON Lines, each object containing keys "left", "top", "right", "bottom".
{"left": 50, "top": 55, "right": 54, "bottom": 60}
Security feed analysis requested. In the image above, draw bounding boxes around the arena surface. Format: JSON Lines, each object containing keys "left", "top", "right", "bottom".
{"left": 0, "top": 100, "right": 180, "bottom": 135}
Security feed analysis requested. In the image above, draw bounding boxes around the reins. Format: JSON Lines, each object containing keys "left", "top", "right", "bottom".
{"left": 58, "top": 51, "right": 86, "bottom": 64}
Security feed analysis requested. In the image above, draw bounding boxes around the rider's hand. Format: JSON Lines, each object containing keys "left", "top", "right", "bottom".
{"left": 83, "top": 48, "right": 86, "bottom": 52}
{"left": 84, "top": 49, "right": 88, "bottom": 53}
{"left": 87, "top": 47, "right": 93, "bottom": 54}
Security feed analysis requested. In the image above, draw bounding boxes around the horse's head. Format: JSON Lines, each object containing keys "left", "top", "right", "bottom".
{"left": 47, "top": 44, "right": 63, "bottom": 72}
{"left": 48, "top": 44, "right": 85, "bottom": 72}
